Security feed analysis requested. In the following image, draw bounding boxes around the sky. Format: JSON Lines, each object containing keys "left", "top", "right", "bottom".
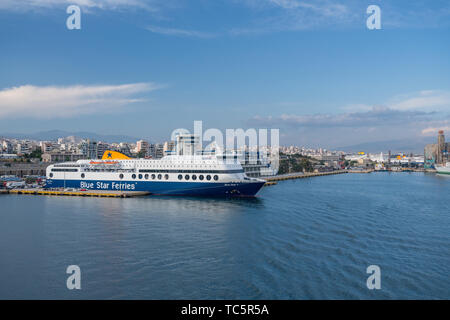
{"left": 0, "top": 0, "right": 449, "bottom": 148}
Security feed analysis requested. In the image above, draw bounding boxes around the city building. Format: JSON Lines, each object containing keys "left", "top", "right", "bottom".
{"left": 163, "top": 141, "right": 175, "bottom": 156}
{"left": 16, "top": 141, "right": 34, "bottom": 155}
{"left": 118, "top": 142, "right": 132, "bottom": 157}
{"left": 96, "top": 142, "right": 110, "bottom": 159}
{"left": 136, "top": 140, "right": 149, "bottom": 156}
{"left": 1, "top": 140, "right": 13, "bottom": 154}
{"left": 175, "top": 134, "right": 201, "bottom": 156}
{"left": 40, "top": 141, "right": 58, "bottom": 153}
{"left": 155, "top": 143, "right": 164, "bottom": 159}
{"left": 42, "top": 151, "right": 85, "bottom": 163}
{"left": 80, "top": 139, "right": 98, "bottom": 159}
{"left": 424, "top": 130, "right": 450, "bottom": 168}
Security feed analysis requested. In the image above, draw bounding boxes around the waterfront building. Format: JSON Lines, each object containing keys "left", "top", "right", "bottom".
{"left": 80, "top": 139, "right": 98, "bottom": 159}
{"left": 148, "top": 144, "right": 156, "bottom": 158}
{"left": 0, "top": 154, "right": 19, "bottom": 160}
{"left": 16, "top": 141, "right": 34, "bottom": 155}
{"left": 437, "top": 130, "right": 446, "bottom": 164}
{"left": 175, "top": 134, "right": 201, "bottom": 156}
{"left": 155, "top": 144, "right": 164, "bottom": 159}
{"left": 163, "top": 141, "right": 175, "bottom": 156}
{"left": 424, "top": 130, "right": 450, "bottom": 167}
{"left": 136, "top": 140, "right": 149, "bottom": 156}
{"left": 96, "top": 142, "right": 110, "bottom": 159}
{"left": 40, "top": 141, "right": 58, "bottom": 153}
{"left": 42, "top": 151, "right": 85, "bottom": 163}
{"left": 117, "top": 143, "right": 132, "bottom": 157}
{"left": 1, "top": 140, "right": 13, "bottom": 154}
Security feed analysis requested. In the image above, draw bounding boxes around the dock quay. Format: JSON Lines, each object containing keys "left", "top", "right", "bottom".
{"left": 264, "top": 170, "right": 348, "bottom": 182}
{"left": 6, "top": 189, "right": 150, "bottom": 198}
{"left": 348, "top": 169, "right": 373, "bottom": 173}
{"left": 263, "top": 181, "right": 278, "bottom": 186}
{"left": 0, "top": 189, "right": 8, "bottom": 194}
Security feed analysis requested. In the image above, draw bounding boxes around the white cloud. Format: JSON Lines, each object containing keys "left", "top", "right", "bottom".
{"left": 342, "top": 90, "right": 450, "bottom": 113}
{"left": 0, "top": 0, "right": 156, "bottom": 11}
{"left": 421, "top": 124, "right": 450, "bottom": 136}
{"left": 269, "top": 0, "right": 348, "bottom": 17}
{"left": 248, "top": 89, "right": 450, "bottom": 145}
{"left": 231, "top": 0, "right": 356, "bottom": 34}
{"left": 0, "top": 83, "right": 162, "bottom": 119}
{"left": 250, "top": 106, "right": 436, "bottom": 128}
{"left": 234, "top": 0, "right": 450, "bottom": 34}
{"left": 146, "top": 26, "right": 215, "bottom": 38}
{"left": 388, "top": 90, "right": 450, "bottom": 111}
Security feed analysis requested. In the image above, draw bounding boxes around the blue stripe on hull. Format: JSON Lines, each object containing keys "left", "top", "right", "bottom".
{"left": 44, "top": 179, "right": 265, "bottom": 197}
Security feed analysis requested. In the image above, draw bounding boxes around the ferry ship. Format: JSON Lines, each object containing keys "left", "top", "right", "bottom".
{"left": 435, "top": 162, "right": 450, "bottom": 175}
{"left": 44, "top": 150, "right": 266, "bottom": 196}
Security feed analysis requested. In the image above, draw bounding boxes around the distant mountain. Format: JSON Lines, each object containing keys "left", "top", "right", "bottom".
{"left": 0, "top": 130, "right": 139, "bottom": 143}
{"left": 337, "top": 137, "right": 436, "bottom": 154}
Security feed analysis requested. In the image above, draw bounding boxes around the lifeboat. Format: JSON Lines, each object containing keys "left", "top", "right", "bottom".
{"left": 89, "top": 160, "right": 119, "bottom": 165}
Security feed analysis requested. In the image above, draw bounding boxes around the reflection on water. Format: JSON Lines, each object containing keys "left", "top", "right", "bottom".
{"left": 0, "top": 172, "right": 449, "bottom": 299}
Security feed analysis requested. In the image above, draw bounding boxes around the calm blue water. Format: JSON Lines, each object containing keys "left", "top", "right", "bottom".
{"left": 0, "top": 172, "right": 449, "bottom": 299}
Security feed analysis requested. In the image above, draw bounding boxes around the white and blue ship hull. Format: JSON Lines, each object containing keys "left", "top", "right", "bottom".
{"left": 45, "top": 178, "right": 265, "bottom": 196}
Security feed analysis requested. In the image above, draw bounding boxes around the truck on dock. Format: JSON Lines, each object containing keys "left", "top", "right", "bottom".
{"left": 6, "top": 181, "right": 26, "bottom": 189}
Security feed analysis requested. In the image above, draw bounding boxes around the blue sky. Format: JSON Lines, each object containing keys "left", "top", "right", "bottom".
{"left": 0, "top": 0, "right": 449, "bottom": 148}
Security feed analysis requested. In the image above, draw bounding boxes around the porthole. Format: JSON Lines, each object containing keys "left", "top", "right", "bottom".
{"left": 157, "top": 174, "right": 162, "bottom": 180}
{"left": 138, "top": 174, "right": 143, "bottom": 179}
{"left": 49, "top": 173, "right": 53, "bottom": 178}
{"left": 164, "top": 174, "right": 169, "bottom": 180}
{"left": 151, "top": 174, "right": 156, "bottom": 180}
{"left": 199, "top": 175, "right": 204, "bottom": 180}
{"left": 214, "top": 175, "right": 219, "bottom": 181}
{"left": 192, "top": 175, "right": 197, "bottom": 180}
{"left": 206, "top": 175, "right": 211, "bottom": 181}
{"left": 185, "top": 175, "right": 190, "bottom": 180}
{"left": 145, "top": 174, "right": 149, "bottom": 180}
{"left": 178, "top": 174, "right": 183, "bottom": 180}
{"left": 119, "top": 173, "right": 124, "bottom": 179}
{"left": 81, "top": 173, "right": 85, "bottom": 178}
{"left": 132, "top": 174, "right": 136, "bottom": 179}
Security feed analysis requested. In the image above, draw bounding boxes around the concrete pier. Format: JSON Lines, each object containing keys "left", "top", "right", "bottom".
{"left": 6, "top": 189, "right": 150, "bottom": 198}
{"left": 348, "top": 169, "right": 373, "bottom": 173}
{"left": 264, "top": 170, "right": 348, "bottom": 182}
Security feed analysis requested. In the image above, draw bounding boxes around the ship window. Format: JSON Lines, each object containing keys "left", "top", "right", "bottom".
{"left": 81, "top": 173, "right": 85, "bottom": 178}
{"left": 138, "top": 174, "right": 143, "bottom": 179}
{"left": 132, "top": 174, "right": 136, "bottom": 179}
{"left": 206, "top": 175, "right": 211, "bottom": 181}
{"left": 178, "top": 174, "right": 182, "bottom": 180}
{"left": 151, "top": 174, "right": 156, "bottom": 180}
{"left": 192, "top": 175, "right": 197, "bottom": 180}
{"left": 145, "top": 174, "right": 149, "bottom": 179}
{"left": 214, "top": 175, "right": 219, "bottom": 181}
{"left": 199, "top": 175, "right": 204, "bottom": 180}
{"left": 119, "top": 174, "right": 124, "bottom": 179}
{"left": 185, "top": 175, "right": 190, "bottom": 180}
{"left": 157, "top": 174, "right": 162, "bottom": 180}
{"left": 164, "top": 174, "right": 169, "bottom": 180}
{"left": 49, "top": 173, "right": 53, "bottom": 178}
